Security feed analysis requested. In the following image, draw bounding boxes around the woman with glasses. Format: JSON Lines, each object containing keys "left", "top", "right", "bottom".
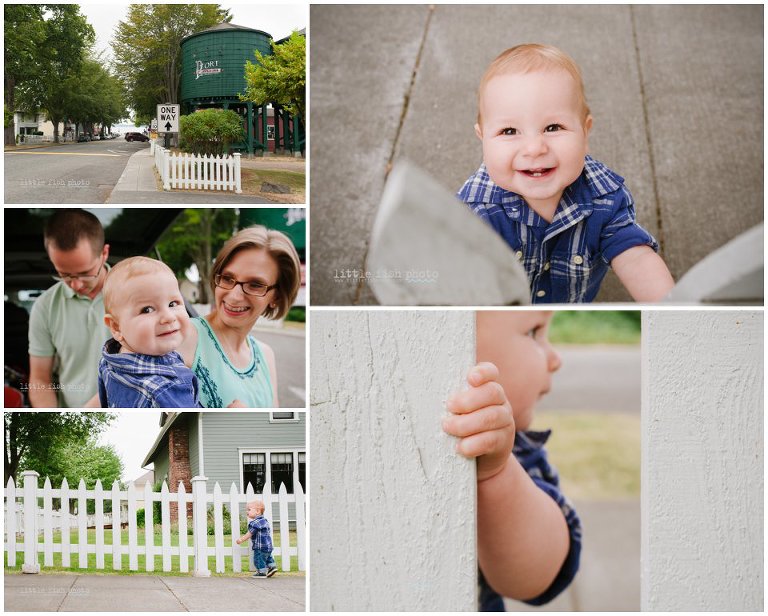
{"left": 177, "top": 226, "right": 301, "bottom": 408}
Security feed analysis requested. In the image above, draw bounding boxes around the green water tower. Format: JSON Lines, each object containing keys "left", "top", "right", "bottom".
{"left": 180, "top": 23, "right": 303, "bottom": 156}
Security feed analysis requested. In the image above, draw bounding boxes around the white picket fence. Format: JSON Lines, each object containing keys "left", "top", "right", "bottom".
{"left": 4, "top": 471, "right": 305, "bottom": 576}
{"left": 152, "top": 141, "right": 242, "bottom": 193}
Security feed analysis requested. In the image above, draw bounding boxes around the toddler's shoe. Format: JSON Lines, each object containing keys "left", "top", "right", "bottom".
{"left": 252, "top": 572, "right": 268, "bottom": 578}
{"left": 267, "top": 566, "right": 277, "bottom": 577}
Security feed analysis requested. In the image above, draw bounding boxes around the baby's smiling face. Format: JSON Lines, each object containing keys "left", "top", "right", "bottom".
{"left": 475, "top": 69, "right": 592, "bottom": 220}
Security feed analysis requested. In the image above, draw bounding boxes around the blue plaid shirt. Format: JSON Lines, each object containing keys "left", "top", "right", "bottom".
{"left": 98, "top": 338, "right": 200, "bottom": 408}
{"left": 480, "top": 430, "right": 582, "bottom": 611}
{"left": 248, "top": 515, "right": 273, "bottom": 552}
{"left": 459, "top": 156, "right": 658, "bottom": 303}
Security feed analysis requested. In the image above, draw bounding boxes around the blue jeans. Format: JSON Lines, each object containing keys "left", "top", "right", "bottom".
{"left": 253, "top": 549, "right": 275, "bottom": 573}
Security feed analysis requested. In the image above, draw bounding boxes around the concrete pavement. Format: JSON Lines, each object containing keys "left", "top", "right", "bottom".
{"left": 106, "top": 149, "right": 275, "bottom": 204}
{"left": 506, "top": 499, "right": 640, "bottom": 611}
{"left": 309, "top": 5, "right": 763, "bottom": 304}
{"left": 4, "top": 572, "right": 305, "bottom": 612}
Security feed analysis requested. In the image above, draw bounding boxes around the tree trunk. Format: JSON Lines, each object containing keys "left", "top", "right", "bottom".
{"left": 5, "top": 76, "right": 17, "bottom": 146}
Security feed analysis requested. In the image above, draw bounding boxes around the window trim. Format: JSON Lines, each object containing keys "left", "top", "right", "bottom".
{"left": 269, "top": 411, "right": 299, "bottom": 423}
{"left": 238, "top": 448, "right": 306, "bottom": 495}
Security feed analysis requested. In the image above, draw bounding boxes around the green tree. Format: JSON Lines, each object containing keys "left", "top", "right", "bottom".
{"left": 4, "top": 4, "right": 46, "bottom": 145}
{"left": 156, "top": 209, "right": 238, "bottom": 304}
{"left": 11, "top": 4, "right": 95, "bottom": 143}
{"left": 241, "top": 31, "right": 306, "bottom": 123}
{"left": 4, "top": 412, "right": 114, "bottom": 484}
{"left": 179, "top": 108, "right": 244, "bottom": 156}
{"left": 112, "top": 4, "right": 230, "bottom": 122}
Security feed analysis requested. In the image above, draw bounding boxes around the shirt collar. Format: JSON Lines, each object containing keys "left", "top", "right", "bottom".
{"left": 513, "top": 429, "right": 552, "bottom": 455}
{"left": 101, "top": 338, "right": 182, "bottom": 378}
{"left": 465, "top": 156, "right": 624, "bottom": 225}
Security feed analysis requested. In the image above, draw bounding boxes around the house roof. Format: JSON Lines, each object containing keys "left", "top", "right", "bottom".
{"left": 132, "top": 469, "right": 155, "bottom": 487}
{"left": 141, "top": 412, "right": 196, "bottom": 468}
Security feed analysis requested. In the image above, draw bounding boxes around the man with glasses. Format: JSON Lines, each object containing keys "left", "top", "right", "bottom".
{"left": 28, "top": 209, "right": 111, "bottom": 407}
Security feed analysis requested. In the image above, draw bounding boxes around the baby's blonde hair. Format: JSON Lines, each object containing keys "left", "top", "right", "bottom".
{"left": 103, "top": 256, "right": 177, "bottom": 314}
{"left": 249, "top": 500, "right": 265, "bottom": 515}
{"left": 477, "top": 43, "right": 591, "bottom": 126}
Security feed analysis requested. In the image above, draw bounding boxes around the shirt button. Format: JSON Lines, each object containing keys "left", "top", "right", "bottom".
{"left": 573, "top": 255, "right": 584, "bottom": 265}
{"left": 515, "top": 251, "right": 523, "bottom": 259}
{"left": 543, "top": 261, "right": 551, "bottom": 271}
{"left": 536, "top": 290, "right": 546, "bottom": 298}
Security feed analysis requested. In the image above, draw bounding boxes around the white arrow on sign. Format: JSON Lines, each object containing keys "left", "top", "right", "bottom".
{"left": 156, "top": 103, "right": 180, "bottom": 133}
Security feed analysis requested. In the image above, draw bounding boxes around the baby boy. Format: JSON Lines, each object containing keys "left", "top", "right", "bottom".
{"left": 459, "top": 43, "right": 674, "bottom": 303}
{"left": 98, "top": 256, "right": 200, "bottom": 408}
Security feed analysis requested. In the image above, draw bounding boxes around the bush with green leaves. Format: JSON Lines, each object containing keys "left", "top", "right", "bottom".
{"left": 179, "top": 108, "right": 244, "bottom": 156}
{"left": 207, "top": 503, "right": 233, "bottom": 535}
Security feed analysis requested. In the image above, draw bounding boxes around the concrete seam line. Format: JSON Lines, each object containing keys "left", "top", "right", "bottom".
{"left": 355, "top": 5, "right": 436, "bottom": 305}
{"left": 157, "top": 576, "right": 190, "bottom": 612}
{"left": 629, "top": 5, "right": 667, "bottom": 255}
{"left": 55, "top": 575, "right": 80, "bottom": 612}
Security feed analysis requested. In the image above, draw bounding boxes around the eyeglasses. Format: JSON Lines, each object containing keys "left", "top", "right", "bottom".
{"left": 214, "top": 274, "right": 277, "bottom": 297}
{"left": 52, "top": 256, "right": 105, "bottom": 283}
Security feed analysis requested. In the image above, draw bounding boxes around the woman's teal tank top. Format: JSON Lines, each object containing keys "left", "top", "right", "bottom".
{"left": 191, "top": 317, "right": 274, "bottom": 408}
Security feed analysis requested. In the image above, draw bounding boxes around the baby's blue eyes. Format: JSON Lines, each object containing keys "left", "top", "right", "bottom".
{"left": 139, "top": 301, "right": 181, "bottom": 314}
{"left": 499, "top": 124, "right": 565, "bottom": 136}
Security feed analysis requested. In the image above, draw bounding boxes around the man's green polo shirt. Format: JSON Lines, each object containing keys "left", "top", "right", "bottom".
{"left": 28, "top": 281, "right": 111, "bottom": 407}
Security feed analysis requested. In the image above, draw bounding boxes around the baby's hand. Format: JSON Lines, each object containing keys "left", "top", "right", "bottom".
{"left": 442, "top": 362, "right": 515, "bottom": 482}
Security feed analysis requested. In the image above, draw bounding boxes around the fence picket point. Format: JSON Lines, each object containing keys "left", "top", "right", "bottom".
{"left": 111, "top": 480, "right": 121, "bottom": 570}
{"left": 191, "top": 476, "right": 210, "bottom": 577}
{"left": 229, "top": 483, "right": 241, "bottom": 573}
{"left": 278, "top": 483, "right": 290, "bottom": 571}
{"left": 127, "top": 482, "right": 138, "bottom": 570}
{"left": 61, "top": 477, "right": 70, "bottom": 568}
{"left": 160, "top": 481, "right": 171, "bottom": 572}
{"left": 95, "top": 479, "right": 105, "bottom": 569}
{"left": 22, "top": 471, "right": 40, "bottom": 573}
{"left": 76, "top": 479, "right": 87, "bottom": 568}
{"left": 295, "top": 480, "right": 306, "bottom": 571}
{"left": 177, "top": 482, "right": 189, "bottom": 573}
{"left": 5, "top": 477, "right": 17, "bottom": 567}
{"left": 213, "top": 482, "right": 225, "bottom": 573}
{"left": 144, "top": 480, "right": 154, "bottom": 572}
{"left": 43, "top": 477, "right": 53, "bottom": 567}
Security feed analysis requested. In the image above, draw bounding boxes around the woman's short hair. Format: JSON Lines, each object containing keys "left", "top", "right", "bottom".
{"left": 211, "top": 225, "right": 301, "bottom": 320}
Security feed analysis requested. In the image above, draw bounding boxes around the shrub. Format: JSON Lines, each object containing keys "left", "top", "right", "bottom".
{"left": 179, "top": 108, "right": 244, "bottom": 156}
{"left": 285, "top": 306, "right": 305, "bottom": 323}
{"left": 206, "top": 504, "right": 233, "bottom": 535}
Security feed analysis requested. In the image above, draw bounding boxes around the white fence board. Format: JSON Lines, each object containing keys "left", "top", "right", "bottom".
{"left": 310, "top": 310, "right": 478, "bottom": 611}
{"left": 152, "top": 143, "right": 242, "bottom": 193}
{"left": 642, "top": 311, "right": 763, "bottom": 610}
{"left": 4, "top": 474, "right": 304, "bottom": 577}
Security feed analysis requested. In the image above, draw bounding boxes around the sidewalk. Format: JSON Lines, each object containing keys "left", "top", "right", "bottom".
{"left": 507, "top": 500, "right": 640, "bottom": 611}
{"left": 309, "top": 5, "right": 763, "bottom": 305}
{"left": 107, "top": 149, "right": 276, "bottom": 204}
{"left": 4, "top": 572, "right": 305, "bottom": 612}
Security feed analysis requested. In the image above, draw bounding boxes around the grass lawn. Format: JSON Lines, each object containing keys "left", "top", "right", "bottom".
{"left": 4, "top": 527, "right": 301, "bottom": 576}
{"left": 550, "top": 311, "right": 641, "bottom": 345}
{"left": 531, "top": 411, "right": 640, "bottom": 501}
{"left": 241, "top": 168, "right": 305, "bottom": 203}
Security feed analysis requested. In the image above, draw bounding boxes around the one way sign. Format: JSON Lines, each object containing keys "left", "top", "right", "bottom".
{"left": 157, "top": 104, "right": 180, "bottom": 133}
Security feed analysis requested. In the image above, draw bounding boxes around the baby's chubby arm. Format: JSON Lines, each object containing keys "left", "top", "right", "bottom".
{"left": 235, "top": 530, "right": 252, "bottom": 545}
{"left": 612, "top": 245, "right": 674, "bottom": 302}
{"left": 443, "top": 363, "right": 570, "bottom": 601}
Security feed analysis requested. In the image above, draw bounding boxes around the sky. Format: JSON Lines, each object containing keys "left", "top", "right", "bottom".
{"left": 96, "top": 411, "right": 164, "bottom": 482}
{"left": 79, "top": 2, "right": 308, "bottom": 61}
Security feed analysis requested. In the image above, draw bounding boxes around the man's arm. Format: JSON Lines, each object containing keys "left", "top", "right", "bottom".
{"left": 612, "top": 245, "right": 675, "bottom": 302}
{"left": 477, "top": 455, "right": 570, "bottom": 601}
{"left": 28, "top": 355, "right": 59, "bottom": 408}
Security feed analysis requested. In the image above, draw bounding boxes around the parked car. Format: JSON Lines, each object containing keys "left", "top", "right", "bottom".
{"left": 76, "top": 133, "right": 91, "bottom": 142}
{"left": 125, "top": 132, "right": 149, "bottom": 142}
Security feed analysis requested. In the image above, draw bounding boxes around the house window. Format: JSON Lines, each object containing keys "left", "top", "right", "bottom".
{"left": 270, "top": 411, "right": 298, "bottom": 422}
{"left": 270, "top": 452, "right": 294, "bottom": 493}
{"left": 267, "top": 125, "right": 275, "bottom": 140}
{"left": 243, "top": 453, "right": 266, "bottom": 493}
{"left": 298, "top": 452, "right": 306, "bottom": 492}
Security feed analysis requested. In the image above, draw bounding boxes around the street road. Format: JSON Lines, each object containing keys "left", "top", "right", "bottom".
{"left": 252, "top": 327, "right": 306, "bottom": 409}
{"left": 4, "top": 138, "right": 148, "bottom": 203}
